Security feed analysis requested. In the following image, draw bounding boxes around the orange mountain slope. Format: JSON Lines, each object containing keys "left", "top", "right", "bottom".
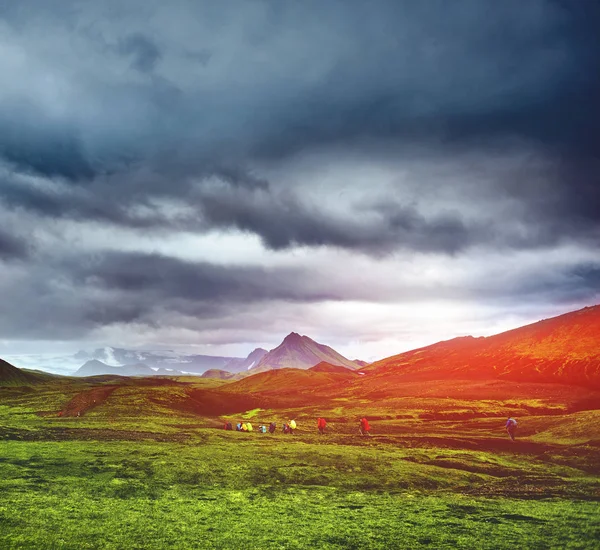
{"left": 364, "top": 305, "right": 600, "bottom": 388}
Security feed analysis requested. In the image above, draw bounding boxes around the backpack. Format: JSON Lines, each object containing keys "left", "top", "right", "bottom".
{"left": 269, "top": 422, "right": 276, "bottom": 433}
{"left": 289, "top": 420, "right": 297, "bottom": 430}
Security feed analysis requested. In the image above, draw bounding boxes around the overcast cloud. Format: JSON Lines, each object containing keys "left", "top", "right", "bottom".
{"left": 0, "top": 1, "right": 599, "bottom": 366}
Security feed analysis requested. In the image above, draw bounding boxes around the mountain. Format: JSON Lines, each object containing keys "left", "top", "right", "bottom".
{"left": 75, "top": 360, "right": 156, "bottom": 377}
{"left": 0, "top": 358, "right": 46, "bottom": 386}
{"left": 223, "top": 348, "right": 268, "bottom": 373}
{"left": 365, "top": 305, "right": 600, "bottom": 388}
{"left": 76, "top": 347, "right": 240, "bottom": 374}
{"left": 249, "top": 332, "right": 359, "bottom": 373}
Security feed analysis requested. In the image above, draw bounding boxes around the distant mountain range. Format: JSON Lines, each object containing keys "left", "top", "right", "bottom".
{"left": 74, "top": 347, "right": 240, "bottom": 374}
{"left": 72, "top": 347, "right": 269, "bottom": 377}
{"left": 75, "top": 360, "right": 158, "bottom": 377}
{"left": 72, "top": 335, "right": 357, "bottom": 378}
{"left": 249, "top": 332, "right": 360, "bottom": 373}
{"left": 5, "top": 305, "right": 599, "bottom": 389}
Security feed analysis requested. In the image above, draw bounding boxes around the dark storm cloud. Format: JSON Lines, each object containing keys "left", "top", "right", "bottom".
{"left": 117, "top": 33, "right": 162, "bottom": 73}
{"left": 1, "top": 243, "right": 597, "bottom": 341}
{"left": 0, "top": 103, "right": 95, "bottom": 181}
{"left": 0, "top": 0, "right": 598, "bottom": 256}
{"left": 0, "top": 227, "right": 28, "bottom": 259}
{"left": 69, "top": 251, "right": 341, "bottom": 304}
{"left": 0, "top": 250, "right": 348, "bottom": 339}
{"left": 194, "top": 186, "right": 482, "bottom": 254}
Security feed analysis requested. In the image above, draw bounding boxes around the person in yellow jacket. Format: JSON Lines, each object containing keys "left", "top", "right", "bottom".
{"left": 241, "top": 422, "right": 248, "bottom": 432}
{"left": 246, "top": 422, "right": 253, "bottom": 432}
{"left": 289, "top": 419, "right": 297, "bottom": 434}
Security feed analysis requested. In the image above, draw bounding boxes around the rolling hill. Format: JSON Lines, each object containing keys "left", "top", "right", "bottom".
{"left": 0, "top": 358, "right": 48, "bottom": 386}
{"left": 201, "top": 369, "right": 236, "bottom": 380}
{"left": 249, "top": 333, "right": 359, "bottom": 373}
{"left": 225, "top": 361, "right": 358, "bottom": 394}
{"left": 364, "top": 305, "right": 600, "bottom": 389}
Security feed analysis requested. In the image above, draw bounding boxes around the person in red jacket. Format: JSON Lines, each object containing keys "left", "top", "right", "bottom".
{"left": 359, "top": 417, "right": 371, "bottom": 436}
{"left": 317, "top": 417, "right": 327, "bottom": 434}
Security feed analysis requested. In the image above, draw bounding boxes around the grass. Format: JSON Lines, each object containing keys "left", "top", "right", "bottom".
{"left": 0, "top": 380, "right": 599, "bottom": 549}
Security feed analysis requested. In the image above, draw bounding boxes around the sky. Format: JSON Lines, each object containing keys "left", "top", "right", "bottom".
{"left": 1, "top": 0, "right": 599, "bottom": 365}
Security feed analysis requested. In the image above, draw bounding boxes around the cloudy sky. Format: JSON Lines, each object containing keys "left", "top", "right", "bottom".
{"left": 1, "top": 0, "right": 599, "bottom": 364}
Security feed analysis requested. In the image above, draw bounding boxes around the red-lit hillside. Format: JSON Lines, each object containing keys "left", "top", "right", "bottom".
{"left": 364, "top": 305, "right": 600, "bottom": 388}
{"left": 222, "top": 362, "right": 358, "bottom": 399}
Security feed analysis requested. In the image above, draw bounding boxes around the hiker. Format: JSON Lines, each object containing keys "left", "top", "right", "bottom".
{"left": 241, "top": 422, "right": 248, "bottom": 432}
{"left": 359, "top": 417, "right": 371, "bottom": 436}
{"left": 236, "top": 422, "right": 243, "bottom": 431}
{"left": 259, "top": 425, "right": 267, "bottom": 433}
{"left": 268, "top": 422, "right": 277, "bottom": 434}
{"left": 246, "top": 422, "right": 253, "bottom": 432}
{"left": 283, "top": 423, "right": 290, "bottom": 434}
{"left": 317, "top": 417, "right": 327, "bottom": 435}
{"left": 506, "top": 417, "right": 518, "bottom": 441}
{"left": 224, "top": 421, "right": 233, "bottom": 431}
{"left": 289, "top": 419, "right": 297, "bottom": 434}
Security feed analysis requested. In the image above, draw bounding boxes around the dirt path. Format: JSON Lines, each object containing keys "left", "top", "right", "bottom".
{"left": 59, "top": 386, "right": 118, "bottom": 417}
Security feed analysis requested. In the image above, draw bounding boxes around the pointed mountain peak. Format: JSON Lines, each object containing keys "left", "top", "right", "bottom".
{"left": 248, "top": 333, "right": 359, "bottom": 373}
{"left": 282, "top": 332, "right": 304, "bottom": 344}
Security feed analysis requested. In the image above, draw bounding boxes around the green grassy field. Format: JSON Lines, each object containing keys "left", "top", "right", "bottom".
{"left": 1, "top": 380, "right": 599, "bottom": 549}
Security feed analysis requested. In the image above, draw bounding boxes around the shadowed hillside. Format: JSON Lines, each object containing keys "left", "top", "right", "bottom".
{"left": 364, "top": 305, "right": 600, "bottom": 388}
{"left": 0, "top": 358, "right": 48, "bottom": 386}
{"left": 250, "top": 333, "right": 359, "bottom": 373}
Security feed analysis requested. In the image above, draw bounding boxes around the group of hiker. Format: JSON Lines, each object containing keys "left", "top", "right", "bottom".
{"left": 223, "top": 416, "right": 519, "bottom": 441}
{"left": 223, "top": 416, "right": 373, "bottom": 436}
{"left": 223, "top": 419, "right": 298, "bottom": 434}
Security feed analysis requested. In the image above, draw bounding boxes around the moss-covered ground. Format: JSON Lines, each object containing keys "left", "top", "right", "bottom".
{"left": 1, "top": 380, "right": 599, "bottom": 549}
